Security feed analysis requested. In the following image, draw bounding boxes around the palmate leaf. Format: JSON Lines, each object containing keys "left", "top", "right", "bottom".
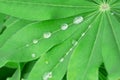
{"left": 0, "top": 18, "right": 32, "bottom": 47}
{"left": 7, "top": 65, "right": 21, "bottom": 80}
{"left": 0, "top": 11, "right": 94, "bottom": 67}
{"left": 102, "top": 12, "right": 120, "bottom": 80}
{"left": 0, "top": 13, "right": 6, "bottom": 34}
{"left": 0, "top": 0, "right": 97, "bottom": 21}
{"left": 67, "top": 13, "right": 104, "bottom": 80}
{"left": 25, "top": 12, "right": 97, "bottom": 80}
{"left": 0, "top": 0, "right": 120, "bottom": 80}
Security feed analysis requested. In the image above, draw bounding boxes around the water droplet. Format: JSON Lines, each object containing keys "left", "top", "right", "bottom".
{"left": 60, "top": 58, "right": 64, "bottom": 62}
{"left": 73, "top": 16, "right": 84, "bottom": 24}
{"left": 72, "top": 40, "right": 78, "bottom": 46}
{"left": 66, "top": 52, "right": 69, "bottom": 56}
{"left": 111, "top": 12, "right": 114, "bottom": 15}
{"left": 88, "top": 25, "right": 91, "bottom": 29}
{"left": 6, "top": 78, "right": 10, "bottom": 80}
{"left": 33, "top": 39, "right": 39, "bottom": 44}
{"left": 43, "top": 32, "right": 52, "bottom": 38}
{"left": 32, "top": 53, "right": 36, "bottom": 58}
{"left": 26, "top": 44, "right": 29, "bottom": 47}
{"left": 69, "top": 48, "right": 73, "bottom": 51}
{"left": 61, "top": 23, "right": 69, "bottom": 30}
{"left": 81, "top": 33, "right": 85, "bottom": 37}
{"left": 45, "top": 61, "right": 49, "bottom": 64}
{"left": 43, "top": 72, "right": 52, "bottom": 80}
{"left": 21, "top": 78, "right": 24, "bottom": 80}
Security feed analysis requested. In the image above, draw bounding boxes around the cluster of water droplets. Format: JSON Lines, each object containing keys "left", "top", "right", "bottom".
{"left": 24, "top": 16, "right": 84, "bottom": 59}
{"left": 41, "top": 16, "right": 85, "bottom": 80}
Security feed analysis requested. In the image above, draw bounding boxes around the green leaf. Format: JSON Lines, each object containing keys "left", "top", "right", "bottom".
{"left": 25, "top": 11, "right": 98, "bottom": 80}
{"left": 0, "top": 0, "right": 97, "bottom": 21}
{"left": 67, "top": 13, "right": 104, "bottom": 80}
{"left": 0, "top": 19, "right": 32, "bottom": 47}
{"left": 0, "top": 12, "right": 94, "bottom": 67}
{"left": 102, "top": 12, "right": 120, "bottom": 80}
{"left": 7, "top": 65, "right": 21, "bottom": 80}
{"left": 27, "top": 13, "right": 96, "bottom": 80}
{"left": 0, "top": 13, "right": 6, "bottom": 34}
{"left": 0, "top": 1, "right": 120, "bottom": 80}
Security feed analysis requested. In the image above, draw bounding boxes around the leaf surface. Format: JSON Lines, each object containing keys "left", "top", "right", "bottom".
{"left": 0, "top": 0, "right": 97, "bottom": 21}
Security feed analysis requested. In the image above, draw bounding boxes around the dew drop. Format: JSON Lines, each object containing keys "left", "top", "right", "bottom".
{"left": 61, "top": 23, "right": 69, "bottom": 30}
{"left": 73, "top": 16, "right": 84, "bottom": 24}
{"left": 6, "top": 78, "right": 10, "bottom": 80}
{"left": 69, "top": 48, "right": 73, "bottom": 51}
{"left": 32, "top": 53, "right": 36, "bottom": 58}
{"left": 88, "top": 25, "right": 91, "bottom": 29}
{"left": 21, "top": 78, "right": 24, "bottom": 80}
{"left": 45, "top": 60, "right": 49, "bottom": 64}
{"left": 33, "top": 39, "right": 39, "bottom": 44}
{"left": 111, "top": 12, "right": 114, "bottom": 15}
{"left": 43, "top": 72, "right": 52, "bottom": 80}
{"left": 26, "top": 44, "right": 29, "bottom": 47}
{"left": 43, "top": 32, "right": 52, "bottom": 38}
{"left": 72, "top": 40, "right": 78, "bottom": 46}
{"left": 66, "top": 52, "right": 69, "bottom": 56}
{"left": 81, "top": 33, "right": 85, "bottom": 37}
{"left": 60, "top": 58, "right": 64, "bottom": 62}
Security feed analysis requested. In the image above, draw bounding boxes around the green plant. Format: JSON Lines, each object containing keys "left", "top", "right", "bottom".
{"left": 0, "top": 0, "right": 120, "bottom": 80}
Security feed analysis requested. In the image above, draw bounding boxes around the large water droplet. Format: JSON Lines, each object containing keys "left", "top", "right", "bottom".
{"left": 43, "top": 72, "right": 52, "bottom": 80}
{"left": 61, "top": 23, "right": 69, "bottom": 30}
{"left": 43, "top": 32, "right": 52, "bottom": 38}
{"left": 73, "top": 16, "right": 84, "bottom": 24}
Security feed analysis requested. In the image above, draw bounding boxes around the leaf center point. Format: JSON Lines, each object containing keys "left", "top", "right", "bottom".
{"left": 99, "top": 3, "right": 110, "bottom": 12}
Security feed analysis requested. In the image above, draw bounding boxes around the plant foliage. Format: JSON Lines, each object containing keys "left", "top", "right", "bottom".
{"left": 0, "top": 0, "right": 120, "bottom": 80}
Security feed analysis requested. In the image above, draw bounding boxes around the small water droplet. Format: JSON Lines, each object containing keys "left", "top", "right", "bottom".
{"left": 69, "top": 48, "right": 73, "bottom": 51}
{"left": 21, "top": 78, "right": 24, "bottom": 80}
{"left": 66, "top": 52, "right": 69, "bottom": 56}
{"left": 111, "top": 12, "right": 114, "bottom": 15}
{"left": 32, "top": 53, "right": 36, "bottom": 58}
{"left": 43, "top": 72, "right": 52, "bottom": 80}
{"left": 61, "top": 23, "right": 69, "bottom": 30}
{"left": 88, "top": 25, "right": 91, "bottom": 29}
{"left": 43, "top": 32, "right": 52, "bottom": 38}
{"left": 73, "top": 16, "right": 84, "bottom": 24}
{"left": 72, "top": 40, "right": 78, "bottom": 46}
{"left": 26, "top": 44, "right": 29, "bottom": 47}
{"left": 33, "top": 39, "right": 39, "bottom": 44}
{"left": 60, "top": 58, "right": 64, "bottom": 62}
{"left": 45, "top": 61, "right": 49, "bottom": 64}
{"left": 6, "top": 78, "right": 10, "bottom": 80}
{"left": 81, "top": 33, "right": 85, "bottom": 37}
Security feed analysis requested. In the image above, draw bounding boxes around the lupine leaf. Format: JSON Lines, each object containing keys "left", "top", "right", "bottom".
{"left": 0, "top": 12, "right": 94, "bottom": 67}
{"left": 0, "top": 19, "right": 32, "bottom": 47}
{"left": 7, "top": 65, "right": 21, "bottom": 80}
{"left": 67, "top": 12, "right": 104, "bottom": 80}
{"left": 26, "top": 12, "right": 97, "bottom": 80}
{"left": 0, "top": 0, "right": 97, "bottom": 21}
{"left": 102, "top": 12, "right": 120, "bottom": 80}
{"left": 0, "top": 13, "right": 6, "bottom": 34}
{"left": 0, "top": 0, "right": 120, "bottom": 80}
